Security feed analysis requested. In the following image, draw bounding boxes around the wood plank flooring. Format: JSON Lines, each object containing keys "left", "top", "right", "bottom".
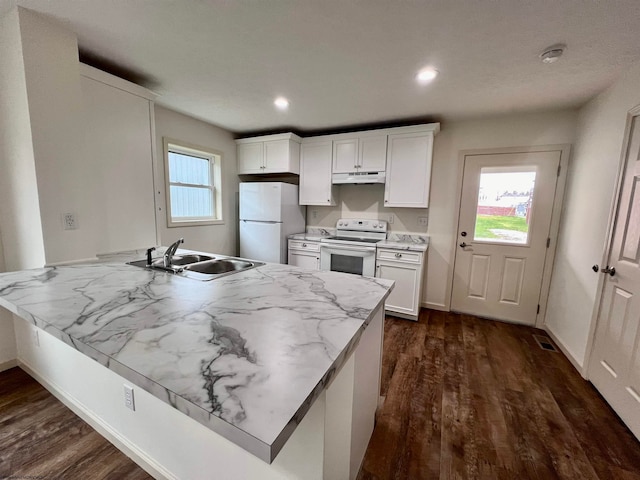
{"left": 359, "top": 309, "right": 640, "bottom": 480}
{"left": 0, "top": 367, "right": 151, "bottom": 479}
{"left": 2, "top": 309, "right": 640, "bottom": 479}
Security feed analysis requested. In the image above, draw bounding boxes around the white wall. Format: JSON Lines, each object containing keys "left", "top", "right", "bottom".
{"left": 0, "top": 8, "right": 46, "bottom": 272}
{"left": 308, "top": 111, "right": 578, "bottom": 309}
{"left": 545, "top": 62, "right": 640, "bottom": 370}
{"left": 154, "top": 106, "right": 239, "bottom": 255}
{"left": 17, "top": 7, "right": 96, "bottom": 265}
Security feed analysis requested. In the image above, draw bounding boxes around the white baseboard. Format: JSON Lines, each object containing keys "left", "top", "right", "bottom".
{"left": 543, "top": 326, "right": 587, "bottom": 378}
{"left": 17, "top": 359, "right": 175, "bottom": 480}
{"left": 0, "top": 359, "right": 17, "bottom": 372}
{"left": 423, "top": 302, "right": 448, "bottom": 312}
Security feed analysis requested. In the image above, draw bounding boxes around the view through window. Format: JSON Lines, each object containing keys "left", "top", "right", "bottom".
{"left": 473, "top": 168, "right": 537, "bottom": 244}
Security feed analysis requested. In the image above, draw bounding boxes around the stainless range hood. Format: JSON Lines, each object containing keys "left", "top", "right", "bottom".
{"left": 332, "top": 171, "right": 386, "bottom": 185}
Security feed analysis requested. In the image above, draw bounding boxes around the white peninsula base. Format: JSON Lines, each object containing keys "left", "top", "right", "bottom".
{"left": 10, "top": 304, "right": 384, "bottom": 480}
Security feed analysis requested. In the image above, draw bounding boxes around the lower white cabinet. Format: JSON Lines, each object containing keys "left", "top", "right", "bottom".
{"left": 375, "top": 248, "right": 425, "bottom": 320}
{"left": 288, "top": 239, "right": 321, "bottom": 270}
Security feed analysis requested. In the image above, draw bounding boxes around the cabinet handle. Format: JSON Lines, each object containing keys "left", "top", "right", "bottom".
{"left": 302, "top": 243, "right": 307, "bottom": 247}
{"left": 327, "top": 199, "right": 330, "bottom": 203}
{"left": 395, "top": 253, "right": 402, "bottom": 258}
{"left": 354, "top": 165, "right": 358, "bottom": 169}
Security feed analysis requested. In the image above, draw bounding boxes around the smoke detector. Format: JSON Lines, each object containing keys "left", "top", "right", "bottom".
{"left": 540, "top": 45, "right": 566, "bottom": 64}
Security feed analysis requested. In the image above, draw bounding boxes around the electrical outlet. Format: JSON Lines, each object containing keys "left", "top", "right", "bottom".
{"left": 388, "top": 214, "right": 394, "bottom": 224}
{"left": 62, "top": 213, "right": 78, "bottom": 230}
{"left": 418, "top": 216, "right": 428, "bottom": 226}
{"left": 32, "top": 328, "right": 39, "bottom": 347}
{"left": 124, "top": 385, "right": 135, "bottom": 411}
{"left": 312, "top": 209, "right": 318, "bottom": 219}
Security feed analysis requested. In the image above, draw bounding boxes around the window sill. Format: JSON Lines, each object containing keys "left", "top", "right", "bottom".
{"left": 167, "top": 219, "right": 225, "bottom": 228}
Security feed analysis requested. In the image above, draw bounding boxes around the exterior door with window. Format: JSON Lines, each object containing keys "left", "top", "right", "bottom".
{"left": 588, "top": 113, "right": 640, "bottom": 440}
{"left": 451, "top": 151, "right": 560, "bottom": 325}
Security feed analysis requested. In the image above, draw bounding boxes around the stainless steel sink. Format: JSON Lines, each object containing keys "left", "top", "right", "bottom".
{"left": 153, "top": 254, "right": 215, "bottom": 266}
{"left": 127, "top": 255, "right": 264, "bottom": 281}
{"left": 184, "top": 259, "right": 254, "bottom": 274}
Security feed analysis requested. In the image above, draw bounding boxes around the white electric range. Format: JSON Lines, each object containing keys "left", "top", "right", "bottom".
{"left": 319, "top": 218, "right": 388, "bottom": 277}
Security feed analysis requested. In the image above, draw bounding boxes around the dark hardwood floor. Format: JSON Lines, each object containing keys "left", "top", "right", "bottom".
{"left": 359, "top": 309, "right": 640, "bottom": 480}
{"left": 0, "top": 367, "right": 151, "bottom": 479}
{"left": 2, "top": 309, "right": 640, "bottom": 479}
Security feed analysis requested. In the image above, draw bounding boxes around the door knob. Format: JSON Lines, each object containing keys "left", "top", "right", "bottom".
{"left": 601, "top": 266, "right": 616, "bottom": 277}
{"left": 459, "top": 242, "right": 468, "bottom": 248}
{"left": 592, "top": 265, "right": 599, "bottom": 272}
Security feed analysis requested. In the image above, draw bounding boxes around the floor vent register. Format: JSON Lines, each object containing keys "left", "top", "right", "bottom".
{"left": 533, "top": 334, "right": 559, "bottom": 352}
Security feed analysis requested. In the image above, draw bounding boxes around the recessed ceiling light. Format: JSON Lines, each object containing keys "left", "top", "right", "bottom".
{"left": 274, "top": 97, "right": 289, "bottom": 110}
{"left": 540, "top": 45, "right": 566, "bottom": 64}
{"left": 416, "top": 67, "right": 439, "bottom": 84}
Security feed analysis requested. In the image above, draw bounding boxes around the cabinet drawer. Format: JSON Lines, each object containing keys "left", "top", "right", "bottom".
{"left": 376, "top": 248, "right": 421, "bottom": 263}
{"left": 289, "top": 240, "right": 320, "bottom": 252}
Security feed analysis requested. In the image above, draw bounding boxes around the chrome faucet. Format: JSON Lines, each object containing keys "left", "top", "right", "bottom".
{"left": 164, "top": 238, "right": 184, "bottom": 268}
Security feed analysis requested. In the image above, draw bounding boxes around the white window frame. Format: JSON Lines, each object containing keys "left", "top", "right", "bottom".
{"left": 163, "top": 138, "right": 223, "bottom": 227}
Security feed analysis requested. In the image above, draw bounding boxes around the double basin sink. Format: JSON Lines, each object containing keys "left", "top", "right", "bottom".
{"left": 128, "top": 254, "right": 265, "bottom": 281}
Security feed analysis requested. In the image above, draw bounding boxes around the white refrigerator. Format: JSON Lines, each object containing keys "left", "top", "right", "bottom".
{"left": 239, "top": 182, "right": 305, "bottom": 264}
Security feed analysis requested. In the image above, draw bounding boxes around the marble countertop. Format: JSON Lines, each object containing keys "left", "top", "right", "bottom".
{"left": 0, "top": 249, "right": 393, "bottom": 463}
{"left": 287, "top": 233, "right": 327, "bottom": 242}
{"left": 376, "top": 239, "right": 429, "bottom": 252}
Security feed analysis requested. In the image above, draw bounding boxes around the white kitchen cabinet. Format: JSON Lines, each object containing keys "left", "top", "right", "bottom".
{"left": 299, "top": 141, "right": 338, "bottom": 206}
{"left": 288, "top": 239, "right": 321, "bottom": 269}
{"left": 236, "top": 133, "right": 301, "bottom": 174}
{"left": 384, "top": 130, "right": 436, "bottom": 208}
{"left": 332, "top": 135, "right": 387, "bottom": 174}
{"left": 375, "top": 248, "right": 425, "bottom": 320}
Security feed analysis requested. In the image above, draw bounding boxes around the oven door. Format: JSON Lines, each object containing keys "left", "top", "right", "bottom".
{"left": 319, "top": 244, "right": 377, "bottom": 277}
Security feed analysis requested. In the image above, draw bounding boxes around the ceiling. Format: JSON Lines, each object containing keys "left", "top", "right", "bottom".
{"left": 13, "top": 0, "right": 640, "bottom": 135}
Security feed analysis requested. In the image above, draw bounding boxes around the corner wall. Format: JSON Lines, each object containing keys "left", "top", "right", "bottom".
{"left": 154, "top": 106, "right": 239, "bottom": 255}
{"left": 545, "top": 61, "right": 640, "bottom": 370}
{"left": 0, "top": 8, "right": 46, "bottom": 271}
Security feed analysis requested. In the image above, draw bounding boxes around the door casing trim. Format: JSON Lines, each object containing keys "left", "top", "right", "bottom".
{"left": 448, "top": 144, "right": 572, "bottom": 328}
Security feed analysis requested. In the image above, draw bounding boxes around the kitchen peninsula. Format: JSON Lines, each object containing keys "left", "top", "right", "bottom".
{"left": 0, "top": 249, "right": 393, "bottom": 480}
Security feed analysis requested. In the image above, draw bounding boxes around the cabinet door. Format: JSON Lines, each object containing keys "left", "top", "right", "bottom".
{"left": 359, "top": 135, "right": 387, "bottom": 172}
{"left": 376, "top": 261, "right": 420, "bottom": 318}
{"left": 288, "top": 250, "right": 320, "bottom": 270}
{"left": 384, "top": 132, "right": 433, "bottom": 208}
{"left": 333, "top": 138, "right": 358, "bottom": 174}
{"left": 300, "top": 142, "right": 336, "bottom": 206}
{"left": 238, "top": 142, "right": 264, "bottom": 174}
{"left": 264, "top": 139, "right": 290, "bottom": 173}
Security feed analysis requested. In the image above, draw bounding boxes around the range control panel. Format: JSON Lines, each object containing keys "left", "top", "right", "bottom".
{"left": 336, "top": 218, "right": 388, "bottom": 233}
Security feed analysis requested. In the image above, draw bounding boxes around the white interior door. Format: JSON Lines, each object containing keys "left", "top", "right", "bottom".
{"left": 588, "top": 114, "right": 640, "bottom": 440}
{"left": 451, "top": 151, "right": 560, "bottom": 325}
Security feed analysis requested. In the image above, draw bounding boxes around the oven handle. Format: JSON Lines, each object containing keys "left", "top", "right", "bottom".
{"left": 320, "top": 244, "right": 377, "bottom": 254}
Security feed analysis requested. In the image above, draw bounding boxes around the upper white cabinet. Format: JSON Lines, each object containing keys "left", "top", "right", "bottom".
{"left": 384, "top": 128, "right": 438, "bottom": 208}
{"left": 299, "top": 140, "right": 338, "bottom": 206}
{"left": 332, "top": 134, "right": 387, "bottom": 174}
{"left": 236, "top": 133, "right": 301, "bottom": 174}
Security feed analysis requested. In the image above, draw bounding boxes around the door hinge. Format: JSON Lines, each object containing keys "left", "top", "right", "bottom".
{"left": 557, "top": 164, "right": 561, "bottom": 177}
{"left": 546, "top": 237, "right": 551, "bottom": 248}
{"left": 537, "top": 304, "right": 540, "bottom": 314}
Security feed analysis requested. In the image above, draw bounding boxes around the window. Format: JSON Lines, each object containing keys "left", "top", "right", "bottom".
{"left": 164, "top": 138, "right": 223, "bottom": 227}
{"left": 473, "top": 166, "right": 537, "bottom": 245}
